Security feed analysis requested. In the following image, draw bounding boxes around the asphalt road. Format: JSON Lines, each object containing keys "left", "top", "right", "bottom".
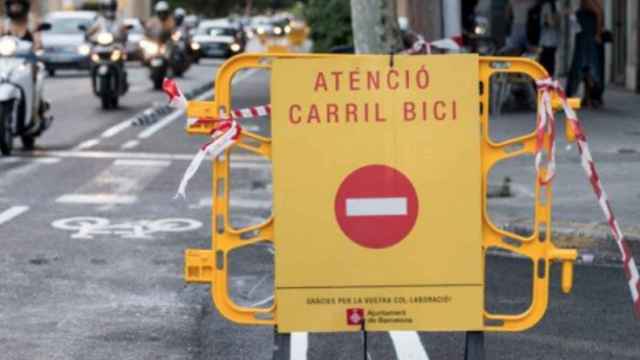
{"left": 0, "top": 59, "right": 638, "bottom": 360}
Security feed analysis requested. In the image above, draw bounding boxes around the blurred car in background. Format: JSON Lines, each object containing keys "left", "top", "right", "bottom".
{"left": 249, "top": 16, "right": 273, "bottom": 38}
{"left": 192, "top": 19, "right": 245, "bottom": 58}
{"left": 270, "top": 16, "right": 292, "bottom": 37}
{"left": 40, "top": 11, "right": 97, "bottom": 77}
{"left": 124, "top": 18, "right": 145, "bottom": 61}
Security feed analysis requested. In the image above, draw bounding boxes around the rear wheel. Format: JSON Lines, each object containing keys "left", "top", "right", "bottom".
{"left": 21, "top": 135, "right": 35, "bottom": 150}
{"left": 110, "top": 95, "right": 119, "bottom": 109}
{"left": 0, "top": 102, "right": 14, "bottom": 156}
{"left": 101, "top": 95, "right": 111, "bottom": 110}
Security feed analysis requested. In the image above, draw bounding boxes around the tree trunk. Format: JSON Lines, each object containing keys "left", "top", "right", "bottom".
{"left": 350, "top": 0, "right": 404, "bottom": 54}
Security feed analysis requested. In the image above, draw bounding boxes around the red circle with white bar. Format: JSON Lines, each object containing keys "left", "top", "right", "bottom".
{"left": 335, "top": 164, "right": 419, "bottom": 249}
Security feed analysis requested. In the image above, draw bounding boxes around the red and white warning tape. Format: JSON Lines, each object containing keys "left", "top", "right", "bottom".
{"left": 537, "top": 78, "right": 640, "bottom": 318}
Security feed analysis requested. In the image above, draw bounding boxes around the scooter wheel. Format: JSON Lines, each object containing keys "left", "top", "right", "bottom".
{"left": 21, "top": 135, "right": 35, "bottom": 150}
{"left": 0, "top": 103, "right": 14, "bottom": 156}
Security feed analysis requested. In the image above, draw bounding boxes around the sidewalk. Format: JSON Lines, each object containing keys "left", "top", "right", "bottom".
{"left": 488, "top": 85, "right": 640, "bottom": 265}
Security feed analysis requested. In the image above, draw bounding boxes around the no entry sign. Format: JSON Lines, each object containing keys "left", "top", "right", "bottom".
{"left": 335, "top": 164, "right": 418, "bottom": 249}
{"left": 272, "top": 55, "right": 484, "bottom": 332}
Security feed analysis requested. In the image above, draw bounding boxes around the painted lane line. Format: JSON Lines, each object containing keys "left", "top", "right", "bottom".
{"left": 74, "top": 138, "right": 100, "bottom": 150}
{"left": 137, "top": 107, "right": 188, "bottom": 139}
{"left": 56, "top": 194, "right": 137, "bottom": 205}
{"left": 31, "top": 150, "right": 270, "bottom": 163}
{"left": 120, "top": 140, "right": 139, "bottom": 150}
{"left": 389, "top": 331, "right": 430, "bottom": 360}
{"left": 248, "top": 295, "right": 274, "bottom": 308}
{"left": 56, "top": 159, "right": 171, "bottom": 206}
{"left": 32, "top": 158, "right": 62, "bottom": 164}
{"left": 112, "top": 159, "right": 171, "bottom": 167}
{"left": 0, "top": 206, "right": 29, "bottom": 225}
{"left": 346, "top": 197, "right": 408, "bottom": 217}
{"left": 101, "top": 119, "right": 132, "bottom": 138}
{"left": 137, "top": 67, "right": 260, "bottom": 140}
{"left": 291, "top": 332, "right": 308, "bottom": 360}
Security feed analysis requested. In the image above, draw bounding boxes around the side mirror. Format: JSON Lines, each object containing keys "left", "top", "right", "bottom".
{"left": 37, "top": 22, "right": 52, "bottom": 32}
{"left": 78, "top": 24, "right": 87, "bottom": 32}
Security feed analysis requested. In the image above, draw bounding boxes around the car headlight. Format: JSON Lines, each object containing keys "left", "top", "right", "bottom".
{"left": 256, "top": 27, "right": 265, "bottom": 35}
{"left": 284, "top": 25, "right": 292, "bottom": 34}
{"left": 191, "top": 42, "right": 200, "bottom": 51}
{"left": 273, "top": 27, "right": 282, "bottom": 35}
{"left": 230, "top": 43, "right": 241, "bottom": 52}
{"left": 78, "top": 44, "right": 91, "bottom": 56}
{"left": 474, "top": 25, "right": 486, "bottom": 36}
{"left": 97, "top": 32, "right": 114, "bottom": 46}
{"left": 111, "top": 49, "right": 122, "bottom": 61}
{"left": 0, "top": 38, "right": 17, "bottom": 57}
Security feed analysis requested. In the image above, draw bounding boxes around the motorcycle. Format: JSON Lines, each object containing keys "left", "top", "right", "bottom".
{"left": 0, "top": 25, "right": 53, "bottom": 156}
{"left": 88, "top": 31, "right": 128, "bottom": 110}
{"left": 140, "top": 32, "right": 190, "bottom": 90}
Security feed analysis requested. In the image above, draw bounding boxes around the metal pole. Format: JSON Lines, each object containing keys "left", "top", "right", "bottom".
{"left": 273, "top": 327, "right": 291, "bottom": 360}
{"left": 464, "top": 331, "right": 485, "bottom": 360}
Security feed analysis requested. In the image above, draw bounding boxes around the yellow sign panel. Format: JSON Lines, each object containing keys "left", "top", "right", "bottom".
{"left": 272, "top": 55, "right": 483, "bottom": 332}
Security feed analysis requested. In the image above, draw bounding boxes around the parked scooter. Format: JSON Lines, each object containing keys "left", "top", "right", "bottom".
{"left": 0, "top": 25, "right": 53, "bottom": 156}
{"left": 87, "top": 30, "right": 129, "bottom": 110}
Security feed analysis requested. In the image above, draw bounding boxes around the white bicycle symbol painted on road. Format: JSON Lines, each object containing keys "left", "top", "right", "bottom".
{"left": 51, "top": 217, "right": 203, "bottom": 239}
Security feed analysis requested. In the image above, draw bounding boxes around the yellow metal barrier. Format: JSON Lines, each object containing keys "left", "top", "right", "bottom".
{"left": 184, "top": 53, "right": 579, "bottom": 331}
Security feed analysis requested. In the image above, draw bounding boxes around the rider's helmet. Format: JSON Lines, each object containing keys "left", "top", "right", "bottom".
{"left": 154, "top": 1, "right": 171, "bottom": 22}
{"left": 174, "top": 8, "right": 186, "bottom": 27}
{"left": 101, "top": 0, "right": 118, "bottom": 21}
{"left": 5, "top": 0, "right": 30, "bottom": 21}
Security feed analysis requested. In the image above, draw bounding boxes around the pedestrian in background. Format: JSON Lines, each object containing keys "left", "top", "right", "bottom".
{"left": 537, "top": 0, "right": 560, "bottom": 76}
{"left": 500, "top": 0, "right": 537, "bottom": 55}
{"left": 566, "top": 0, "right": 605, "bottom": 108}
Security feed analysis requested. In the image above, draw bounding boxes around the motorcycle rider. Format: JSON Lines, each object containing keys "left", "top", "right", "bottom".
{"left": 87, "top": 0, "right": 128, "bottom": 43}
{"left": 145, "top": 1, "right": 176, "bottom": 43}
{"left": 0, "top": 0, "right": 47, "bottom": 126}
{"left": 87, "top": 0, "right": 129, "bottom": 92}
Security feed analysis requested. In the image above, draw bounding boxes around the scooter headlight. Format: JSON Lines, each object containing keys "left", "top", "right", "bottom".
{"left": 96, "top": 32, "right": 115, "bottom": 46}
{"left": 110, "top": 49, "right": 122, "bottom": 62}
{"left": 0, "top": 38, "right": 17, "bottom": 57}
{"left": 191, "top": 42, "right": 201, "bottom": 51}
{"left": 172, "top": 31, "right": 182, "bottom": 42}
{"left": 284, "top": 25, "right": 292, "bottom": 34}
{"left": 230, "top": 43, "right": 241, "bottom": 52}
{"left": 78, "top": 44, "right": 91, "bottom": 56}
{"left": 91, "top": 53, "right": 100, "bottom": 63}
{"left": 273, "top": 27, "right": 282, "bottom": 35}
{"left": 141, "top": 40, "right": 160, "bottom": 56}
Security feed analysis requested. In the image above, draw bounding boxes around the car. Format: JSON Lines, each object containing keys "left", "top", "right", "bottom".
{"left": 250, "top": 16, "right": 273, "bottom": 38}
{"left": 124, "top": 18, "right": 144, "bottom": 61}
{"left": 192, "top": 19, "right": 245, "bottom": 59}
{"left": 40, "top": 11, "right": 97, "bottom": 76}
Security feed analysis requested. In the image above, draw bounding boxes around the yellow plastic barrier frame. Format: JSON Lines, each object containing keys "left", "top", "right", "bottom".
{"left": 183, "top": 53, "right": 579, "bottom": 332}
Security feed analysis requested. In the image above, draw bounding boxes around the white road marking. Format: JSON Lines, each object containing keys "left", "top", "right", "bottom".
{"left": 112, "top": 159, "right": 171, "bottom": 167}
{"left": 291, "top": 332, "right": 308, "bottom": 360}
{"left": 56, "top": 194, "right": 137, "bottom": 205}
{"left": 101, "top": 120, "right": 132, "bottom": 138}
{"left": 74, "top": 138, "right": 100, "bottom": 150}
{"left": 243, "top": 124, "right": 260, "bottom": 132}
{"left": 32, "top": 158, "right": 62, "bottom": 164}
{"left": 389, "top": 331, "right": 430, "bottom": 360}
{"left": 31, "top": 150, "right": 269, "bottom": 164}
{"left": 120, "top": 140, "right": 140, "bottom": 150}
{"left": 52, "top": 217, "right": 202, "bottom": 239}
{"left": 0, "top": 206, "right": 29, "bottom": 225}
{"left": 137, "top": 107, "right": 187, "bottom": 139}
{"left": 346, "top": 197, "right": 408, "bottom": 217}
{"left": 56, "top": 158, "right": 170, "bottom": 206}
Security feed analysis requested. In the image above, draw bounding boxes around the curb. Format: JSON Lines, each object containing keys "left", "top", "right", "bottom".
{"left": 132, "top": 81, "right": 213, "bottom": 126}
{"left": 492, "top": 223, "right": 638, "bottom": 267}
